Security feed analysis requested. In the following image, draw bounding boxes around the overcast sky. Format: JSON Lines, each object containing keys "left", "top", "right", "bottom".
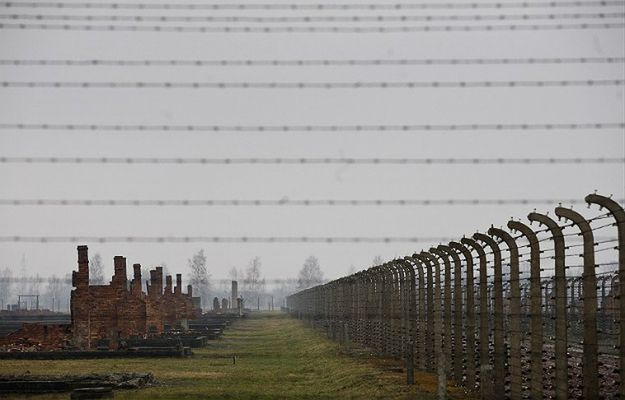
{"left": 0, "top": 0, "right": 623, "bottom": 284}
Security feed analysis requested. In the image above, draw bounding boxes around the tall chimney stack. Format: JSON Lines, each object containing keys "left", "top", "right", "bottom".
{"left": 113, "top": 256, "right": 127, "bottom": 290}
{"left": 165, "top": 275, "right": 173, "bottom": 294}
{"left": 73, "top": 245, "right": 89, "bottom": 290}
{"left": 231, "top": 281, "right": 238, "bottom": 309}
{"left": 132, "top": 264, "right": 142, "bottom": 296}
{"left": 175, "top": 274, "right": 182, "bottom": 294}
{"left": 155, "top": 267, "right": 163, "bottom": 295}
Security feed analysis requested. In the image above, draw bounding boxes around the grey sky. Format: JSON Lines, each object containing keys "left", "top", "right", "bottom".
{"left": 0, "top": 1, "right": 623, "bottom": 282}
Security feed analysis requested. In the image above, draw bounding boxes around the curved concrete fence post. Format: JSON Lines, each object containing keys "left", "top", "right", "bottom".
{"left": 461, "top": 237, "right": 493, "bottom": 400}
{"left": 390, "top": 261, "right": 406, "bottom": 356}
{"left": 387, "top": 263, "right": 399, "bottom": 356}
{"left": 355, "top": 270, "right": 364, "bottom": 347}
{"left": 400, "top": 258, "right": 417, "bottom": 355}
{"left": 372, "top": 267, "right": 384, "bottom": 350}
{"left": 409, "top": 254, "right": 428, "bottom": 371}
{"left": 354, "top": 271, "right": 364, "bottom": 346}
{"left": 414, "top": 253, "right": 435, "bottom": 372}
{"left": 474, "top": 233, "right": 505, "bottom": 397}
{"left": 438, "top": 244, "right": 464, "bottom": 384}
{"left": 361, "top": 271, "right": 371, "bottom": 348}
{"left": 430, "top": 247, "right": 453, "bottom": 378}
{"left": 489, "top": 226, "right": 522, "bottom": 400}
{"left": 381, "top": 264, "right": 394, "bottom": 356}
{"left": 450, "top": 241, "right": 477, "bottom": 391}
{"left": 399, "top": 258, "right": 417, "bottom": 384}
{"left": 556, "top": 206, "right": 598, "bottom": 399}
{"left": 528, "top": 211, "right": 568, "bottom": 400}
{"left": 422, "top": 251, "right": 447, "bottom": 400}
{"left": 508, "top": 219, "right": 543, "bottom": 400}
{"left": 365, "top": 268, "right": 376, "bottom": 350}
{"left": 586, "top": 194, "right": 625, "bottom": 398}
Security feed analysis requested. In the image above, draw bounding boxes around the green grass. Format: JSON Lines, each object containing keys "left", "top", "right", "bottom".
{"left": 0, "top": 313, "right": 468, "bottom": 399}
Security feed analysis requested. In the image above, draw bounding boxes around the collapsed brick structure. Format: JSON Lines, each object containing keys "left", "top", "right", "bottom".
{"left": 0, "top": 323, "right": 71, "bottom": 352}
{"left": 71, "top": 245, "right": 201, "bottom": 349}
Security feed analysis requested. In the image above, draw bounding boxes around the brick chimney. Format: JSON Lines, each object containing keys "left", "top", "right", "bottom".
{"left": 155, "top": 267, "right": 163, "bottom": 295}
{"left": 175, "top": 274, "right": 182, "bottom": 295}
{"left": 132, "top": 264, "right": 142, "bottom": 296}
{"left": 149, "top": 269, "right": 157, "bottom": 296}
{"left": 231, "top": 280, "right": 238, "bottom": 308}
{"left": 73, "top": 245, "right": 90, "bottom": 290}
{"left": 112, "top": 256, "right": 127, "bottom": 290}
{"left": 165, "top": 275, "right": 173, "bottom": 294}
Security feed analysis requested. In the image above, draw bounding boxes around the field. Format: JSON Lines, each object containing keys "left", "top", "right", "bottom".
{"left": 0, "top": 313, "right": 467, "bottom": 399}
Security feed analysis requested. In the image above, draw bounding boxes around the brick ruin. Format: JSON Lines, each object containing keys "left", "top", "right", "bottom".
{"left": 71, "top": 245, "right": 201, "bottom": 349}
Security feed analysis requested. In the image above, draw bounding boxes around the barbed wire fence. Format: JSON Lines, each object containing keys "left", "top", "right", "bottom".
{"left": 287, "top": 193, "right": 625, "bottom": 400}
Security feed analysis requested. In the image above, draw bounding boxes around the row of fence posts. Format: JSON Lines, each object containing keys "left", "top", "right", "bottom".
{"left": 287, "top": 193, "right": 625, "bottom": 400}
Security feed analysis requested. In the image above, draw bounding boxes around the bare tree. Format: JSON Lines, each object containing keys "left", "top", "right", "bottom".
{"left": 297, "top": 256, "right": 324, "bottom": 290}
{"left": 29, "top": 273, "right": 44, "bottom": 296}
{"left": 19, "top": 254, "right": 27, "bottom": 295}
{"left": 89, "top": 253, "right": 105, "bottom": 285}
{"left": 244, "top": 257, "right": 265, "bottom": 300}
{"left": 188, "top": 249, "right": 211, "bottom": 310}
{"left": 347, "top": 265, "right": 357, "bottom": 275}
{"left": 372, "top": 255, "right": 384, "bottom": 266}
{"left": 0, "top": 267, "right": 13, "bottom": 309}
{"left": 46, "top": 275, "right": 65, "bottom": 312}
{"left": 60, "top": 273, "right": 73, "bottom": 312}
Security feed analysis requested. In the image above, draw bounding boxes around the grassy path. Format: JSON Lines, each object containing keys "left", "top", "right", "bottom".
{"left": 1, "top": 313, "right": 463, "bottom": 399}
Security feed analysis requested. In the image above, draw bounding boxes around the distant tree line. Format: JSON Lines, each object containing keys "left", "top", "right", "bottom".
{"left": 0, "top": 252, "right": 385, "bottom": 313}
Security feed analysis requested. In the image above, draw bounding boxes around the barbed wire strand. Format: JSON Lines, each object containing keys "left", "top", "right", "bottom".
{"left": 0, "top": 156, "right": 622, "bottom": 164}
{"left": 2, "top": 1, "right": 623, "bottom": 11}
{"left": 0, "top": 235, "right": 614, "bottom": 245}
{"left": 0, "top": 235, "right": 615, "bottom": 244}
{"left": 1, "top": 57, "right": 623, "bottom": 67}
{"left": 0, "top": 277, "right": 311, "bottom": 284}
{"left": 1, "top": 21, "right": 623, "bottom": 32}
{"left": 2, "top": 12, "right": 623, "bottom": 23}
{"left": 0, "top": 122, "right": 622, "bottom": 132}
{"left": 2, "top": 198, "right": 623, "bottom": 206}
{"left": 2, "top": 79, "right": 623, "bottom": 89}
{"left": 0, "top": 236, "right": 457, "bottom": 243}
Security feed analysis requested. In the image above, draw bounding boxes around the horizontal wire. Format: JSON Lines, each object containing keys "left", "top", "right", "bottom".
{"left": 2, "top": 1, "right": 622, "bottom": 10}
{"left": 2, "top": 21, "right": 623, "bottom": 32}
{"left": 1, "top": 156, "right": 622, "bottom": 164}
{"left": 591, "top": 221, "right": 618, "bottom": 230}
{"left": 0, "top": 235, "right": 458, "bottom": 243}
{"left": 0, "top": 277, "right": 303, "bottom": 284}
{"left": 2, "top": 79, "right": 623, "bottom": 89}
{"left": 2, "top": 12, "right": 622, "bottom": 23}
{"left": 0, "top": 122, "right": 622, "bottom": 132}
{"left": 2, "top": 198, "right": 623, "bottom": 206}
{"left": 2, "top": 57, "right": 623, "bottom": 67}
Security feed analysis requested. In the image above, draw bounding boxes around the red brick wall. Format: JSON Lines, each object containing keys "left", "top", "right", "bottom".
{"left": 71, "top": 246, "right": 200, "bottom": 349}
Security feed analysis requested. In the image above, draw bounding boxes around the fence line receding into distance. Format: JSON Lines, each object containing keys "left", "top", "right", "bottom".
{"left": 287, "top": 193, "right": 625, "bottom": 400}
